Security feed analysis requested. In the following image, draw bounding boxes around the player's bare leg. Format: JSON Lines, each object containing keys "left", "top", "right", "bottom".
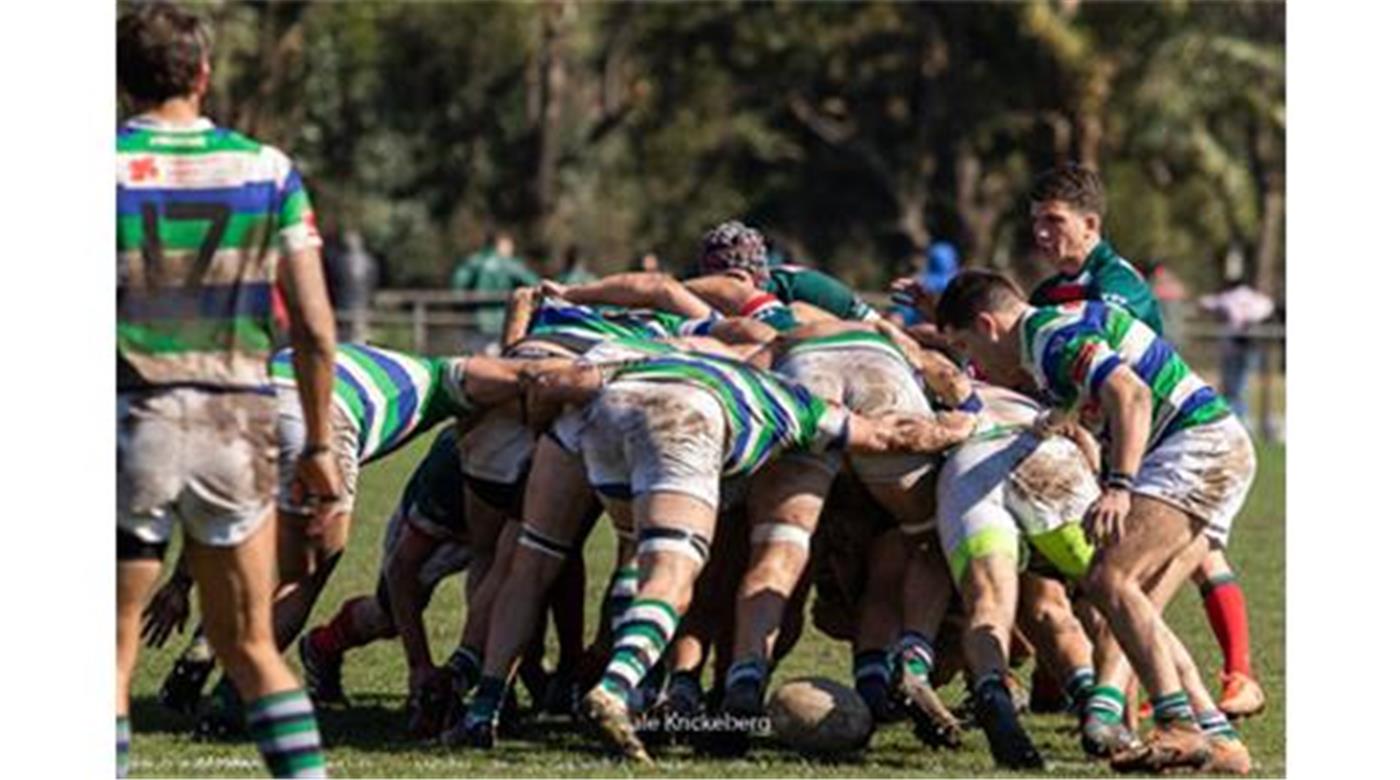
{"left": 1080, "top": 496, "right": 1218, "bottom": 772}
{"left": 960, "top": 554, "right": 1044, "bottom": 769}
{"left": 583, "top": 491, "right": 717, "bottom": 765}
{"left": 852, "top": 528, "right": 907, "bottom": 722}
{"left": 1017, "top": 573, "right": 1095, "bottom": 714}
{"left": 117, "top": 553, "right": 163, "bottom": 778}
{"left": 444, "top": 438, "right": 594, "bottom": 748}
{"left": 187, "top": 513, "right": 328, "bottom": 777}
{"left": 724, "top": 459, "right": 830, "bottom": 720}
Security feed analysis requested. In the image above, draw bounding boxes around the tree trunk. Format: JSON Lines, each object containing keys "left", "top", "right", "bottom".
{"left": 533, "top": 0, "right": 570, "bottom": 266}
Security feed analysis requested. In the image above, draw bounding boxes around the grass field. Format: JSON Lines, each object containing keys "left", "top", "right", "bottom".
{"left": 128, "top": 437, "right": 1285, "bottom": 777}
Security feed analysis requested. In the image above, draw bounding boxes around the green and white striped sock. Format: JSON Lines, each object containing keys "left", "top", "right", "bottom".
{"left": 246, "top": 689, "right": 328, "bottom": 778}
{"left": 1197, "top": 708, "right": 1240, "bottom": 741}
{"left": 1150, "top": 690, "right": 1195, "bottom": 727}
{"left": 600, "top": 598, "right": 678, "bottom": 704}
{"left": 117, "top": 716, "right": 131, "bottom": 778}
{"left": 1084, "top": 684, "right": 1127, "bottom": 725}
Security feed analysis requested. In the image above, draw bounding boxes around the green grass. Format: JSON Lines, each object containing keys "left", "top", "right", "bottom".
{"left": 128, "top": 438, "right": 1285, "bottom": 777}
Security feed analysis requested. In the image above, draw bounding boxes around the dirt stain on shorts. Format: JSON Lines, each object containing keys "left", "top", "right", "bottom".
{"left": 1009, "top": 441, "right": 1084, "bottom": 509}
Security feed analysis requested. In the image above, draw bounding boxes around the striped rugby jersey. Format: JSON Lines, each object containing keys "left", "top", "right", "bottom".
{"left": 270, "top": 343, "right": 472, "bottom": 463}
{"left": 612, "top": 352, "right": 849, "bottom": 476}
{"left": 1020, "top": 301, "right": 1230, "bottom": 449}
{"left": 118, "top": 116, "right": 321, "bottom": 390}
{"left": 527, "top": 298, "right": 712, "bottom": 347}
{"left": 780, "top": 329, "right": 913, "bottom": 368}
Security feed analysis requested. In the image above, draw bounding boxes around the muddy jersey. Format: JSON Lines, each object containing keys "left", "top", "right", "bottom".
{"left": 118, "top": 116, "right": 320, "bottom": 391}
{"left": 527, "top": 298, "right": 711, "bottom": 349}
{"left": 270, "top": 343, "right": 472, "bottom": 464}
{"left": 1020, "top": 301, "right": 1230, "bottom": 449}
{"left": 611, "top": 353, "right": 848, "bottom": 477}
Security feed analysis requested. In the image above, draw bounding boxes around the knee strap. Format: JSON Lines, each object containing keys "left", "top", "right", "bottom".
{"left": 117, "top": 528, "right": 167, "bottom": 562}
{"left": 750, "top": 522, "right": 812, "bottom": 552}
{"left": 637, "top": 526, "right": 711, "bottom": 566}
{"left": 519, "top": 523, "right": 572, "bottom": 561}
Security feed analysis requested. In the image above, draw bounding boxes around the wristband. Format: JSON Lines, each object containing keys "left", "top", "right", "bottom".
{"left": 955, "top": 393, "right": 984, "bottom": 413}
{"left": 301, "top": 443, "right": 331, "bottom": 457}
{"left": 1101, "top": 471, "right": 1136, "bottom": 491}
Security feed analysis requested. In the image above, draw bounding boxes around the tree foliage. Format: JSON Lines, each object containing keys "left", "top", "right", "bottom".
{"left": 119, "top": 0, "right": 1285, "bottom": 297}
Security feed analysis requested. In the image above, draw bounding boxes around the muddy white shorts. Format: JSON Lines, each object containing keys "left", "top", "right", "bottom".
{"left": 118, "top": 388, "right": 279, "bottom": 547}
{"left": 574, "top": 381, "right": 727, "bottom": 509}
{"left": 775, "top": 344, "right": 934, "bottom": 487}
{"left": 275, "top": 387, "right": 361, "bottom": 517}
{"left": 1134, "top": 415, "right": 1257, "bottom": 545}
{"left": 936, "top": 431, "right": 1099, "bottom": 584}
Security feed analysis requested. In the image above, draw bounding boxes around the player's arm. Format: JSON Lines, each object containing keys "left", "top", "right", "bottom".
{"left": 545, "top": 272, "right": 715, "bottom": 319}
{"left": 281, "top": 247, "right": 342, "bottom": 519}
{"left": 839, "top": 410, "right": 976, "bottom": 455}
{"left": 1083, "top": 365, "right": 1152, "bottom": 545}
{"left": 500, "top": 286, "right": 539, "bottom": 348}
{"left": 384, "top": 521, "right": 444, "bottom": 690}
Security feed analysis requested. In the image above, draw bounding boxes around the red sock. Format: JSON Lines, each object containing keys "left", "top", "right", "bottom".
{"left": 311, "top": 598, "right": 364, "bottom": 656}
{"left": 1200, "top": 574, "right": 1252, "bottom": 677}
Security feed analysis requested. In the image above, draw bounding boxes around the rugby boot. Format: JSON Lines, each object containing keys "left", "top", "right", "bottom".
{"left": 648, "top": 671, "right": 704, "bottom": 747}
{"left": 702, "top": 676, "right": 766, "bottom": 758}
{"left": 193, "top": 677, "right": 245, "bottom": 741}
{"left": 581, "top": 686, "right": 653, "bottom": 765}
{"left": 1081, "top": 714, "right": 1140, "bottom": 758}
{"left": 1201, "top": 734, "right": 1253, "bottom": 775}
{"left": 1218, "top": 671, "right": 1266, "bottom": 719}
{"left": 159, "top": 650, "right": 216, "bottom": 718}
{"left": 542, "top": 670, "right": 583, "bottom": 718}
{"left": 298, "top": 632, "right": 349, "bottom": 709}
{"left": 893, "top": 665, "right": 962, "bottom": 749}
{"left": 1108, "top": 720, "right": 1211, "bottom": 773}
{"left": 440, "top": 709, "right": 497, "bottom": 750}
{"left": 971, "top": 677, "right": 1044, "bottom": 769}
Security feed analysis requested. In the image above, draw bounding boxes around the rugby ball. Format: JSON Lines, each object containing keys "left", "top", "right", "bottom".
{"left": 767, "top": 677, "right": 873, "bottom": 754}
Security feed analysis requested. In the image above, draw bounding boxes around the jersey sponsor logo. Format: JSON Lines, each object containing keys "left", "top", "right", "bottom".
{"left": 128, "top": 157, "right": 158, "bottom": 183}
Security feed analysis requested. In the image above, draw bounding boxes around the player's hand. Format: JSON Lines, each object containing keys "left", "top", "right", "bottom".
{"left": 890, "top": 276, "right": 934, "bottom": 314}
{"left": 1084, "top": 487, "right": 1132, "bottom": 547}
{"left": 290, "top": 447, "right": 344, "bottom": 536}
{"left": 872, "top": 318, "right": 924, "bottom": 366}
{"left": 141, "top": 574, "right": 193, "bottom": 649}
{"left": 1032, "top": 408, "right": 1078, "bottom": 439}
{"left": 539, "top": 279, "right": 570, "bottom": 300}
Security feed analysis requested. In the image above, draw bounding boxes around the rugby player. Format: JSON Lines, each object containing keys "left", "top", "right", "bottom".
{"left": 533, "top": 345, "right": 975, "bottom": 763}
{"left": 934, "top": 271, "right": 1255, "bottom": 773}
{"left": 117, "top": 4, "right": 337, "bottom": 776}
{"left": 1026, "top": 164, "right": 1262, "bottom": 720}
{"left": 153, "top": 343, "right": 568, "bottom": 730}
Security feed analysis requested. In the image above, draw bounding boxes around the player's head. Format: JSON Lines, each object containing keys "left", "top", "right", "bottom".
{"left": 933, "top": 270, "right": 1029, "bottom": 381}
{"left": 117, "top": 2, "right": 212, "bottom": 108}
{"left": 698, "top": 220, "right": 770, "bottom": 285}
{"left": 1029, "top": 163, "right": 1105, "bottom": 273}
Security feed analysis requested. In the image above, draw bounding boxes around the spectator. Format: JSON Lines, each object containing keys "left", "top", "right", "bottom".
{"left": 559, "top": 245, "right": 598, "bottom": 285}
{"left": 634, "top": 250, "right": 662, "bottom": 273}
{"left": 890, "top": 240, "right": 960, "bottom": 325}
{"left": 325, "top": 230, "right": 379, "bottom": 343}
{"left": 449, "top": 231, "right": 539, "bottom": 351}
{"left": 1198, "top": 274, "right": 1275, "bottom": 421}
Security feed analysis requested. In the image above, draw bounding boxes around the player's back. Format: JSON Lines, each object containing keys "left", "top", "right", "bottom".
{"left": 117, "top": 117, "right": 318, "bottom": 391}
